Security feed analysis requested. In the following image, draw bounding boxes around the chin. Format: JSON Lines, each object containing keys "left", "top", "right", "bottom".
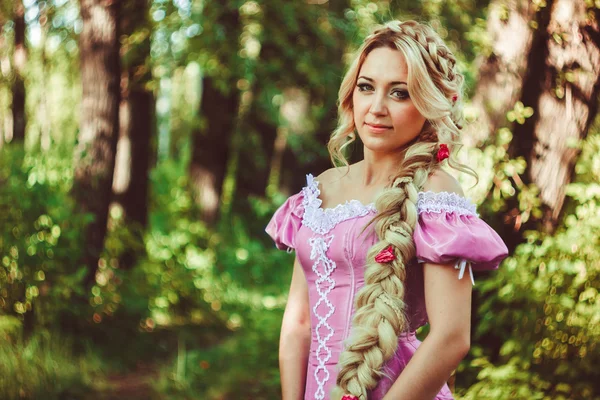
{"left": 359, "top": 133, "right": 392, "bottom": 149}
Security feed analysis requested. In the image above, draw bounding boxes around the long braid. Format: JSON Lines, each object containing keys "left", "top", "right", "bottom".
{"left": 332, "top": 141, "right": 437, "bottom": 399}
{"left": 330, "top": 20, "right": 469, "bottom": 400}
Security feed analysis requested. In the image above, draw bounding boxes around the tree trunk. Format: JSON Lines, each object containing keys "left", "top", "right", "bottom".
{"left": 112, "top": 0, "right": 154, "bottom": 235}
{"left": 11, "top": 0, "right": 26, "bottom": 143}
{"left": 113, "top": 89, "right": 153, "bottom": 228}
{"left": 188, "top": 4, "right": 240, "bottom": 226}
{"left": 189, "top": 76, "right": 239, "bottom": 226}
{"left": 237, "top": 99, "right": 277, "bottom": 199}
{"left": 501, "top": 0, "right": 600, "bottom": 251}
{"left": 73, "top": 0, "right": 121, "bottom": 288}
{"left": 464, "top": 0, "right": 541, "bottom": 148}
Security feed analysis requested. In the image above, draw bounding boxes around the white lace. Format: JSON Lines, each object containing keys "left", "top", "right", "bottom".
{"left": 417, "top": 191, "right": 478, "bottom": 216}
{"left": 301, "top": 174, "right": 377, "bottom": 235}
{"left": 309, "top": 234, "right": 337, "bottom": 400}
{"left": 301, "top": 175, "right": 478, "bottom": 235}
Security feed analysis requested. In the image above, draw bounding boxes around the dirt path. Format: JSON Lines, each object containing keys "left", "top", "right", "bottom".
{"left": 85, "top": 364, "right": 162, "bottom": 400}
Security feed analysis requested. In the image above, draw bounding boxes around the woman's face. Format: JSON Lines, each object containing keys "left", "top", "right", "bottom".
{"left": 352, "top": 46, "right": 426, "bottom": 154}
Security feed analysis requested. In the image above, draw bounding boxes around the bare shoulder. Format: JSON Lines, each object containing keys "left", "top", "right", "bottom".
{"left": 315, "top": 165, "right": 352, "bottom": 186}
{"left": 315, "top": 167, "right": 338, "bottom": 184}
{"left": 422, "top": 168, "right": 464, "bottom": 196}
{"left": 315, "top": 165, "right": 356, "bottom": 205}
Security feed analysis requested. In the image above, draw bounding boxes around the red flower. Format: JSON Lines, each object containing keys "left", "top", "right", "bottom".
{"left": 452, "top": 94, "right": 459, "bottom": 102}
{"left": 437, "top": 144, "right": 450, "bottom": 162}
{"left": 375, "top": 246, "right": 396, "bottom": 264}
{"left": 341, "top": 396, "right": 359, "bottom": 400}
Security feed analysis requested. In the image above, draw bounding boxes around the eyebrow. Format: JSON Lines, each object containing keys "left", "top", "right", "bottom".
{"left": 358, "top": 75, "right": 407, "bottom": 86}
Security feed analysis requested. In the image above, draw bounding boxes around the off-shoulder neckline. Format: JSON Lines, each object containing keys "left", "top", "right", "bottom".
{"left": 299, "top": 174, "right": 478, "bottom": 235}
{"left": 305, "top": 173, "right": 477, "bottom": 216}
{"left": 305, "top": 174, "right": 475, "bottom": 212}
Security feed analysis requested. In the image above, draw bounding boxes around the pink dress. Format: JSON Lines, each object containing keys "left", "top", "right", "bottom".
{"left": 266, "top": 174, "right": 508, "bottom": 400}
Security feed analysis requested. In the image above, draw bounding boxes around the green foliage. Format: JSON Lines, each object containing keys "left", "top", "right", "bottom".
{"left": 156, "top": 311, "right": 282, "bottom": 400}
{"left": 0, "top": 324, "right": 103, "bottom": 400}
{"left": 456, "top": 129, "right": 600, "bottom": 400}
{"left": 0, "top": 147, "right": 89, "bottom": 324}
{"left": 507, "top": 102, "right": 535, "bottom": 125}
{"left": 131, "top": 158, "right": 219, "bottom": 329}
{"left": 144, "top": 158, "right": 295, "bottom": 399}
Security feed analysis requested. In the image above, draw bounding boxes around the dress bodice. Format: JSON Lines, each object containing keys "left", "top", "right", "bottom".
{"left": 265, "top": 174, "right": 508, "bottom": 400}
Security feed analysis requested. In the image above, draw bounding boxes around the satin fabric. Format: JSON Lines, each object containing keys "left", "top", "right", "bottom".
{"left": 266, "top": 184, "right": 508, "bottom": 400}
{"left": 265, "top": 191, "right": 304, "bottom": 251}
{"left": 414, "top": 211, "right": 507, "bottom": 271}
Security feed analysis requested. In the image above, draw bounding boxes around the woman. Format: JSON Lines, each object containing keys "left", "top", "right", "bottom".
{"left": 266, "top": 20, "right": 508, "bottom": 400}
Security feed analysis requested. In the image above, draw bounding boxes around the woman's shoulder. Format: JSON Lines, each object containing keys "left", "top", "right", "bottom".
{"left": 313, "top": 164, "right": 365, "bottom": 205}
{"left": 422, "top": 168, "right": 464, "bottom": 196}
{"left": 417, "top": 169, "right": 476, "bottom": 216}
{"left": 315, "top": 165, "right": 354, "bottom": 185}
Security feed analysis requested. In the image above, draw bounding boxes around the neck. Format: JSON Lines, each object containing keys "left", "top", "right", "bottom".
{"left": 359, "top": 147, "right": 407, "bottom": 187}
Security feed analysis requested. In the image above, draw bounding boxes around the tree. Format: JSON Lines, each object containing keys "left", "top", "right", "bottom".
{"left": 469, "top": 1, "right": 600, "bottom": 252}
{"left": 459, "top": 3, "right": 600, "bottom": 398}
{"left": 464, "top": 0, "right": 540, "bottom": 149}
{"left": 112, "top": 0, "right": 154, "bottom": 232}
{"left": 110, "top": 0, "right": 154, "bottom": 270}
{"left": 11, "top": 0, "right": 26, "bottom": 143}
{"left": 188, "top": 4, "right": 241, "bottom": 226}
{"left": 507, "top": 0, "right": 600, "bottom": 236}
{"left": 73, "top": 0, "right": 121, "bottom": 288}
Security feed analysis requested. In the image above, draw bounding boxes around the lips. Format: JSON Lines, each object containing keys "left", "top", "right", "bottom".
{"left": 366, "top": 122, "right": 392, "bottom": 129}
{"left": 365, "top": 122, "right": 392, "bottom": 133}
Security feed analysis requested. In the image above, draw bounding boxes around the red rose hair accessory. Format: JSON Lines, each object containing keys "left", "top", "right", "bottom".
{"left": 341, "top": 395, "right": 359, "bottom": 400}
{"left": 452, "top": 94, "right": 459, "bottom": 103}
{"left": 375, "top": 245, "right": 396, "bottom": 264}
{"left": 437, "top": 144, "right": 450, "bottom": 163}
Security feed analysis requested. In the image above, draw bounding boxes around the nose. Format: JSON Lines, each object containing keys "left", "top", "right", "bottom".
{"left": 369, "top": 92, "right": 387, "bottom": 116}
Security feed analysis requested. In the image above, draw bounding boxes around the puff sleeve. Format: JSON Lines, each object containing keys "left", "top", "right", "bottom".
{"left": 413, "top": 191, "right": 509, "bottom": 285}
{"left": 265, "top": 191, "right": 305, "bottom": 252}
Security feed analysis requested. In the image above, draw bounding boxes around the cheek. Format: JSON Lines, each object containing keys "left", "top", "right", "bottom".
{"left": 395, "top": 104, "right": 426, "bottom": 129}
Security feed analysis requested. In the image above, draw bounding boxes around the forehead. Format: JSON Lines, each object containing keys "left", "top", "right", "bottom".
{"left": 358, "top": 47, "right": 408, "bottom": 82}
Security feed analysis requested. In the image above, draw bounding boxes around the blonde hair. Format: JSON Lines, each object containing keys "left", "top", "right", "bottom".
{"left": 329, "top": 20, "right": 477, "bottom": 399}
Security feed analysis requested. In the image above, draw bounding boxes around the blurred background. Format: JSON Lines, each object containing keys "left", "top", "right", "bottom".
{"left": 0, "top": 0, "right": 598, "bottom": 399}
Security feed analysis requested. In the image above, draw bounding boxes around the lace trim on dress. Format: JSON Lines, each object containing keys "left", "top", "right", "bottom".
{"left": 417, "top": 191, "right": 478, "bottom": 217}
{"left": 301, "top": 174, "right": 377, "bottom": 235}
{"left": 301, "top": 174, "right": 478, "bottom": 234}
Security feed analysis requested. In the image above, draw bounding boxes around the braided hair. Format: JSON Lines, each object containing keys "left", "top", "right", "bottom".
{"left": 328, "top": 21, "right": 476, "bottom": 399}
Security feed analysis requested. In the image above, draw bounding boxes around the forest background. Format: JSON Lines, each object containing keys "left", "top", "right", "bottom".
{"left": 0, "top": 0, "right": 598, "bottom": 399}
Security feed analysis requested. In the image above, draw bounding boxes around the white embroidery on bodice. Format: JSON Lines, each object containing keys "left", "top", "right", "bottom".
{"left": 309, "top": 235, "right": 336, "bottom": 400}
{"left": 298, "top": 174, "right": 479, "bottom": 397}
